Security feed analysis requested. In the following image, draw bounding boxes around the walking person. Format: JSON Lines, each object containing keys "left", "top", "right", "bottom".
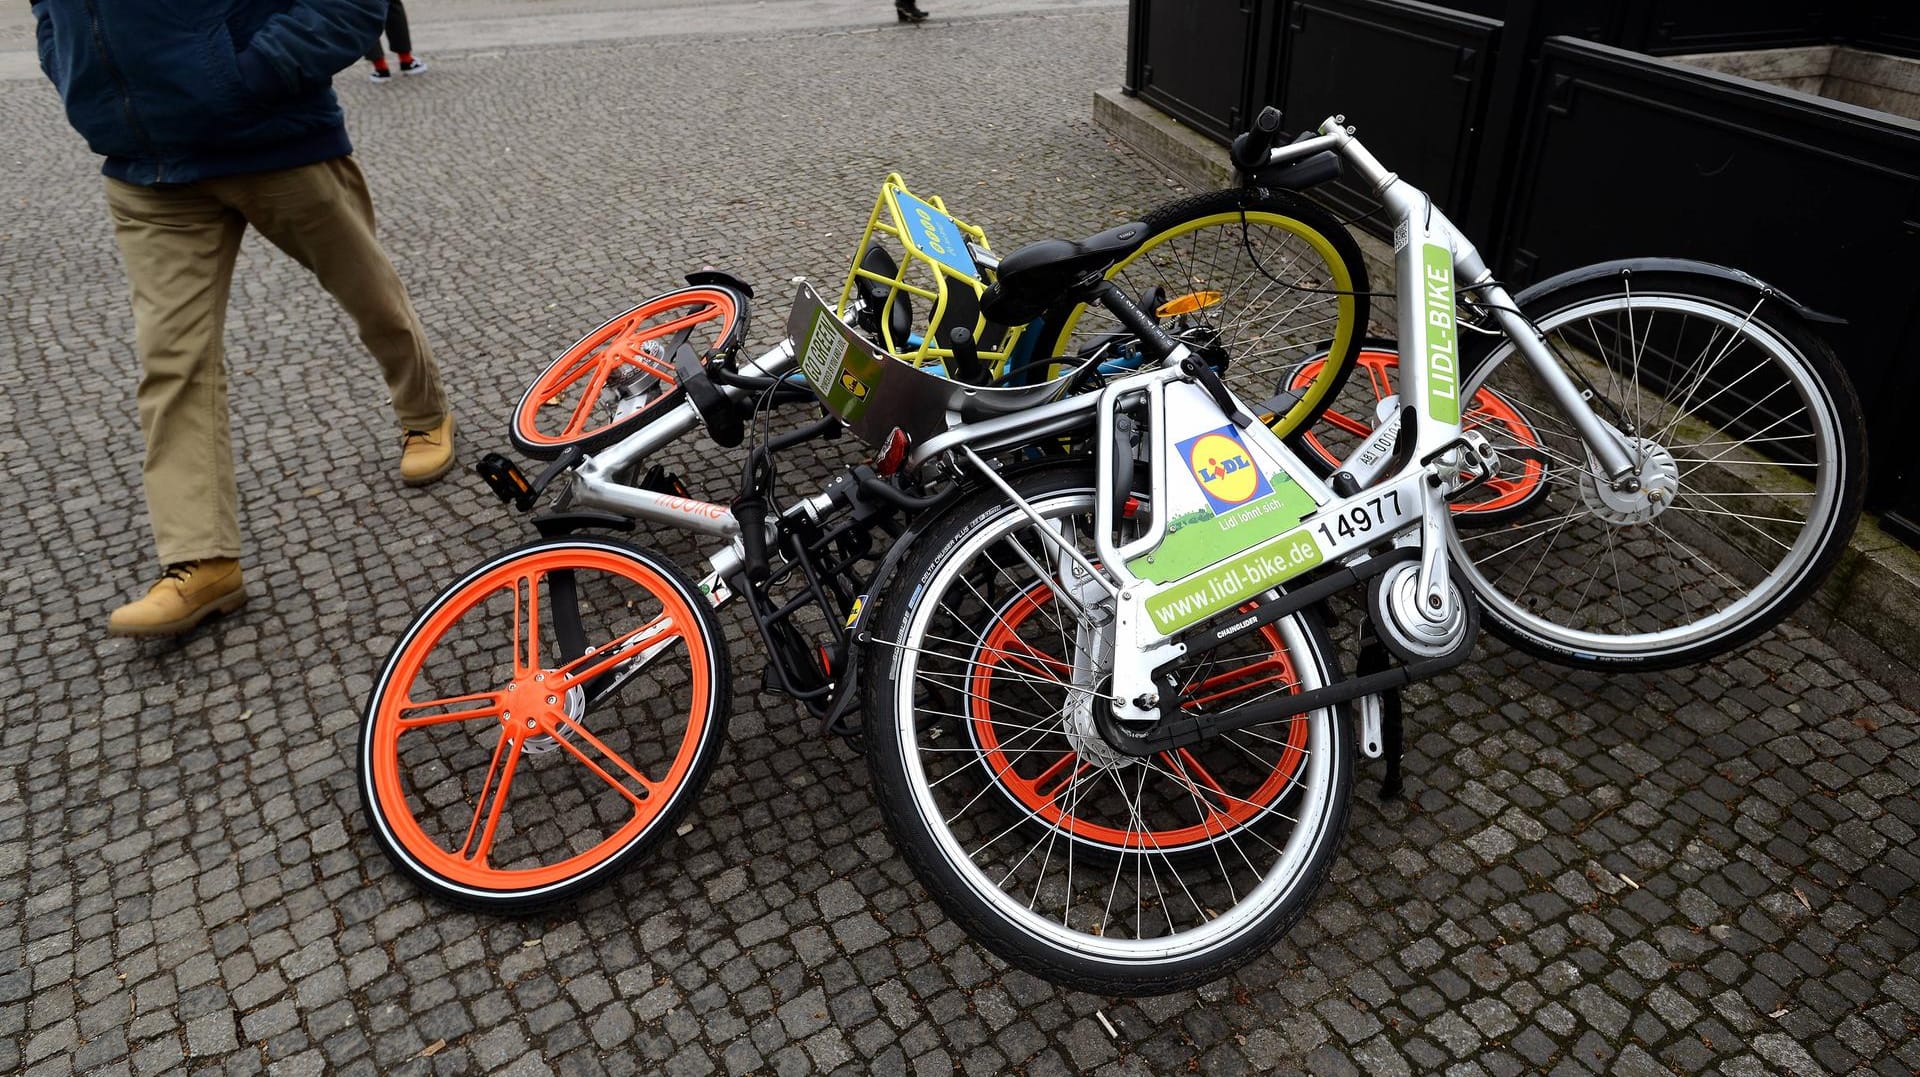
{"left": 366, "top": 0, "right": 426, "bottom": 81}
{"left": 31, "top": 0, "right": 457, "bottom": 639}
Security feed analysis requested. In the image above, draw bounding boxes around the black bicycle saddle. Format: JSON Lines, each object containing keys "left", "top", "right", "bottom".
{"left": 981, "top": 221, "right": 1149, "bottom": 324}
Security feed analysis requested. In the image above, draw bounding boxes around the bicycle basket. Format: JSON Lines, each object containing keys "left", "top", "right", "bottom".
{"left": 836, "top": 173, "right": 1029, "bottom": 379}
{"left": 787, "top": 282, "right": 1067, "bottom": 449}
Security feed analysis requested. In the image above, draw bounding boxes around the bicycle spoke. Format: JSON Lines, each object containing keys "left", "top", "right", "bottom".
{"left": 459, "top": 730, "right": 522, "bottom": 865}
{"left": 397, "top": 690, "right": 506, "bottom": 729}
{"left": 553, "top": 611, "right": 679, "bottom": 691}
{"left": 512, "top": 570, "right": 544, "bottom": 676}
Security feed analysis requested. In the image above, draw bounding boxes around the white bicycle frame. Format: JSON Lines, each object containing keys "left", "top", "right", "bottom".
{"left": 907, "top": 116, "right": 1642, "bottom": 726}
{"left": 542, "top": 115, "right": 1640, "bottom": 730}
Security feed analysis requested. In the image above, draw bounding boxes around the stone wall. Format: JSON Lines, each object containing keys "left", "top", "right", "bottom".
{"left": 1674, "top": 45, "right": 1920, "bottom": 120}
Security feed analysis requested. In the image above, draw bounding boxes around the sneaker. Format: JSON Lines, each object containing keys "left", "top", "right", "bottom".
{"left": 400, "top": 57, "right": 429, "bottom": 76}
{"left": 369, "top": 65, "right": 392, "bottom": 82}
{"left": 896, "top": 2, "right": 929, "bottom": 22}
{"left": 400, "top": 415, "right": 457, "bottom": 487}
{"left": 108, "top": 559, "right": 247, "bottom": 638}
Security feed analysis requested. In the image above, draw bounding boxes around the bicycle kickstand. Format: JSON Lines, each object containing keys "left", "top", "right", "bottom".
{"left": 1355, "top": 627, "right": 1406, "bottom": 801}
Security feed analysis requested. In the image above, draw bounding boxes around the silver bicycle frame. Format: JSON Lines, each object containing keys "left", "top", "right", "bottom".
{"left": 536, "top": 117, "right": 1637, "bottom": 727}
{"left": 1279, "top": 117, "right": 1638, "bottom": 483}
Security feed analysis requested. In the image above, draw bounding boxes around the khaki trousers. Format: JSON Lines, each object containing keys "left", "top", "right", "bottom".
{"left": 105, "top": 156, "right": 447, "bottom": 565}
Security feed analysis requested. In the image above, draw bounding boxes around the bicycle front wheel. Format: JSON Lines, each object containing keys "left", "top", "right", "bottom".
{"left": 360, "top": 537, "right": 730, "bottom": 910}
{"left": 1454, "top": 270, "right": 1865, "bottom": 669}
{"left": 863, "top": 467, "right": 1353, "bottom": 996}
{"left": 510, "top": 286, "right": 747, "bottom": 459}
{"left": 1031, "top": 189, "right": 1368, "bottom": 439}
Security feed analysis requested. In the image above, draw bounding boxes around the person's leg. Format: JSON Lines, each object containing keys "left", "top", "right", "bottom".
{"left": 387, "top": 0, "right": 413, "bottom": 57}
{"left": 104, "top": 178, "right": 248, "bottom": 566}
{"left": 367, "top": 1, "right": 393, "bottom": 77}
{"left": 210, "top": 158, "right": 451, "bottom": 473}
{"left": 102, "top": 178, "right": 250, "bottom": 636}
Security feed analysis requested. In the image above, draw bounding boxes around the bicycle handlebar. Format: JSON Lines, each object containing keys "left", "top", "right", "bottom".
{"left": 1230, "top": 106, "right": 1287, "bottom": 171}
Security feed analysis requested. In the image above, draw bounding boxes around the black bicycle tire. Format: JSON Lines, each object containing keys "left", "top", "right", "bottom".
{"left": 1459, "top": 271, "right": 1866, "bottom": 671}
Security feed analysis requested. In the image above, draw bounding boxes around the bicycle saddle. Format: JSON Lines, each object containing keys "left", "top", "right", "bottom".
{"left": 981, "top": 221, "right": 1149, "bottom": 324}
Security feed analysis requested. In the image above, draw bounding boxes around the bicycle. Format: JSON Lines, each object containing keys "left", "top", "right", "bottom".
{"left": 359, "top": 110, "right": 1864, "bottom": 996}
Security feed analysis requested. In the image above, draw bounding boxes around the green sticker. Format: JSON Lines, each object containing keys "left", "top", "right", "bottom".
{"left": 1143, "top": 529, "right": 1323, "bottom": 635}
{"left": 800, "top": 308, "right": 879, "bottom": 424}
{"left": 1421, "top": 243, "right": 1461, "bottom": 426}
{"left": 1129, "top": 471, "right": 1318, "bottom": 584}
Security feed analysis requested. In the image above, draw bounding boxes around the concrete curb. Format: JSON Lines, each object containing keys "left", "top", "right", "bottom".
{"left": 1093, "top": 86, "right": 1920, "bottom": 677}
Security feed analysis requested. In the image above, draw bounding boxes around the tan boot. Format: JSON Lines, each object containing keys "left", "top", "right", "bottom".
{"left": 400, "top": 415, "right": 457, "bottom": 487}
{"left": 108, "top": 559, "right": 247, "bottom": 638}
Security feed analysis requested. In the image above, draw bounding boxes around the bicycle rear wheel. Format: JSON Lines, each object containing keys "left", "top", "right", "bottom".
{"left": 863, "top": 467, "right": 1352, "bottom": 996}
{"left": 360, "top": 537, "right": 730, "bottom": 910}
{"left": 1030, "top": 189, "right": 1368, "bottom": 440}
{"left": 1454, "top": 270, "right": 1865, "bottom": 669}
{"left": 965, "top": 579, "right": 1317, "bottom": 866}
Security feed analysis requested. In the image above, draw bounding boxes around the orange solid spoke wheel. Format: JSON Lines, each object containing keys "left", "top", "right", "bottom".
{"left": 510, "top": 286, "right": 747, "bottom": 459}
{"left": 360, "top": 538, "right": 729, "bottom": 910}
{"left": 1290, "top": 347, "right": 1550, "bottom": 520}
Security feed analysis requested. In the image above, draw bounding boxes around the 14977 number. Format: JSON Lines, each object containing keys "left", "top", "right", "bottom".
{"left": 1314, "top": 488, "right": 1404, "bottom": 546}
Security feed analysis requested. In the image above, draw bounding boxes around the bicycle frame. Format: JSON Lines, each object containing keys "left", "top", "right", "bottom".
{"left": 535, "top": 115, "right": 1642, "bottom": 738}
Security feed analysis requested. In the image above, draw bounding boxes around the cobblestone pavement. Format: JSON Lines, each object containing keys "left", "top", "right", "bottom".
{"left": 5, "top": 7, "right": 1919, "bottom": 1076}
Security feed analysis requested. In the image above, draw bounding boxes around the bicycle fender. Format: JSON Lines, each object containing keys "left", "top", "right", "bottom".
{"left": 1511, "top": 257, "right": 1845, "bottom": 326}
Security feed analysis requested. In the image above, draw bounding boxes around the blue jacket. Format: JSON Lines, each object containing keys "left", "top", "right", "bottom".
{"left": 31, "top": 0, "right": 386, "bottom": 185}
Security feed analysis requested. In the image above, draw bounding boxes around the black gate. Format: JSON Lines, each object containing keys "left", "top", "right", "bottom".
{"left": 1125, "top": 0, "right": 1920, "bottom": 542}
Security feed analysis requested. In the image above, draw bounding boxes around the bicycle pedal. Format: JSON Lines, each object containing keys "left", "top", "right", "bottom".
{"left": 638, "top": 464, "right": 691, "bottom": 498}
{"left": 477, "top": 452, "right": 535, "bottom": 508}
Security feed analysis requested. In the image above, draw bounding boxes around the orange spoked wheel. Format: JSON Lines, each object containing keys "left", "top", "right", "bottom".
{"left": 359, "top": 537, "right": 729, "bottom": 911}
{"left": 964, "top": 582, "right": 1311, "bottom": 861}
{"left": 509, "top": 286, "right": 748, "bottom": 459}
{"left": 1289, "top": 345, "right": 1551, "bottom": 524}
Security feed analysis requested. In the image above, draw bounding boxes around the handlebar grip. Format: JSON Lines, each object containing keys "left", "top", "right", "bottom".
{"left": 1229, "top": 105, "right": 1286, "bottom": 171}
{"left": 946, "top": 325, "right": 988, "bottom": 385}
{"left": 734, "top": 495, "right": 770, "bottom": 584}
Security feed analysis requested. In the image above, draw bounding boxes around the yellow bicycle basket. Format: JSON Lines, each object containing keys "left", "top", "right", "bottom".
{"left": 836, "top": 173, "right": 1026, "bottom": 380}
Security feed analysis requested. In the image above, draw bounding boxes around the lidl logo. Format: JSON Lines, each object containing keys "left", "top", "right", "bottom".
{"left": 1179, "top": 426, "right": 1274, "bottom": 515}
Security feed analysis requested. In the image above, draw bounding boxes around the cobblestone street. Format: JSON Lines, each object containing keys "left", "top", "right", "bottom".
{"left": 4, "top": 5, "right": 1919, "bottom": 1075}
